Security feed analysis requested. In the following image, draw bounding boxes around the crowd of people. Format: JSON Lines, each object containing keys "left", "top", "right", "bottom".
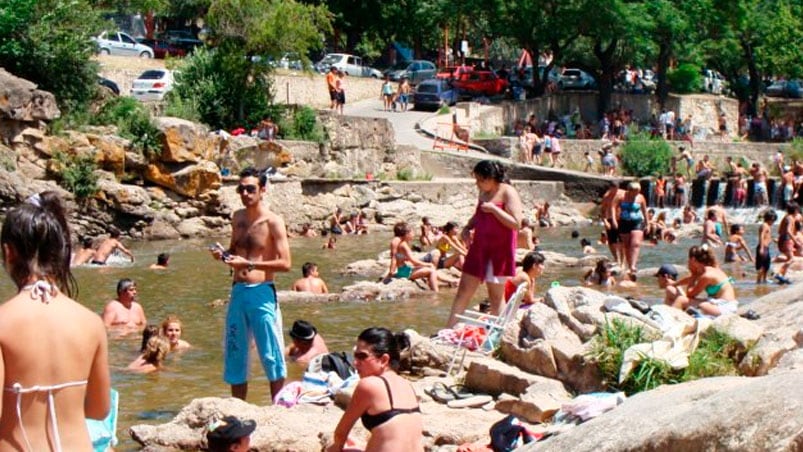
{"left": 4, "top": 157, "right": 795, "bottom": 450}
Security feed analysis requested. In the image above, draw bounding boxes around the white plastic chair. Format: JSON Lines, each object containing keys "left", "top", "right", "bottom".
{"left": 447, "top": 282, "right": 528, "bottom": 375}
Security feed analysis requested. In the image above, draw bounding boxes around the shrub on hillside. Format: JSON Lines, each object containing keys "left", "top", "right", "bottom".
{"left": 589, "top": 318, "right": 742, "bottom": 395}
{"left": 619, "top": 133, "right": 673, "bottom": 177}
{"left": 53, "top": 152, "right": 99, "bottom": 201}
{"left": 93, "top": 97, "right": 162, "bottom": 157}
{"left": 667, "top": 63, "right": 702, "bottom": 94}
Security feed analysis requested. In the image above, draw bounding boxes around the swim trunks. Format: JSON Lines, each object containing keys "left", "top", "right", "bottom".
{"left": 224, "top": 282, "right": 286, "bottom": 384}
{"left": 755, "top": 245, "right": 771, "bottom": 272}
{"left": 90, "top": 260, "right": 106, "bottom": 266}
{"left": 605, "top": 219, "right": 621, "bottom": 244}
{"left": 394, "top": 265, "right": 413, "bottom": 279}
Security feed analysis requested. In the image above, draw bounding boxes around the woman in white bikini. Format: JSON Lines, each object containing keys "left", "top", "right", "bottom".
{"left": 0, "top": 191, "right": 110, "bottom": 451}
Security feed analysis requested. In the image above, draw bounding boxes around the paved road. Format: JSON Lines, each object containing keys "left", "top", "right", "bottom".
{"left": 343, "top": 98, "right": 436, "bottom": 150}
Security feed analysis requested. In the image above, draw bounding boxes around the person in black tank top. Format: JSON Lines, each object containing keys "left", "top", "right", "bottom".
{"left": 327, "top": 328, "right": 423, "bottom": 452}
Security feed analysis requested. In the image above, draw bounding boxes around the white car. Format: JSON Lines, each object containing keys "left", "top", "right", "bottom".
{"left": 702, "top": 69, "right": 727, "bottom": 94}
{"left": 131, "top": 70, "right": 173, "bottom": 101}
{"left": 94, "top": 31, "right": 154, "bottom": 58}
{"left": 315, "top": 53, "right": 382, "bottom": 78}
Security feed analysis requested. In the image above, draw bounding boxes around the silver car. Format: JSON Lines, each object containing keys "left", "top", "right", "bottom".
{"left": 94, "top": 31, "right": 154, "bottom": 58}
{"left": 385, "top": 60, "right": 437, "bottom": 84}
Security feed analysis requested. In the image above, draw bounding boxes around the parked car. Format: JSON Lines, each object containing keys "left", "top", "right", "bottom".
{"left": 384, "top": 60, "right": 437, "bottom": 84}
{"left": 164, "top": 30, "right": 203, "bottom": 53}
{"left": 702, "top": 69, "right": 727, "bottom": 94}
{"left": 136, "top": 38, "right": 186, "bottom": 59}
{"left": 314, "top": 53, "right": 382, "bottom": 78}
{"left": 765, "top": 79, "right": 802, "bottom": 98}
{"left": 93, "top": 31, "right": 154, "bottom": 58}
{"left": 278, "top": 52, "right": 303, "bottom": 70}
{"left": 451, "top": 70, "right": 508, "bottom": 97}
{"left": 558, "top": 68, "right": 597, "bottom": 90}
{"left": 436, "top": 65, "right": 473, "bottom": 81}
{"left": 98, "top": 77, "right": 120, "bottom": 95}
{"left": 413, "top": 78, "right": 458, "bottom": 110}
{"left": 508, "top": 65, "right": 561, "bottom": 89}
{"left": 131, "top": 69, "right": 174, "bottom": 101}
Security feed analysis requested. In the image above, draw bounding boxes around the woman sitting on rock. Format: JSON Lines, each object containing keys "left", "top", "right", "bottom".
{"left": 326, "top": 327, "right": 422, "bottom": 452}
{"left": 430, "top": 221, "right": 468, "bottom": 271}
{"left": 386, "top": 221, "right": 440, "bottom": 292}
{"left": 667, "top": 244, "right": 738, "bottom": 317}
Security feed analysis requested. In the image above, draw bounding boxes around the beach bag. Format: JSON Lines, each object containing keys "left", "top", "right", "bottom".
{"left": 320, "top": 352, "right": 356, "bottom": 380}
{"left": 489, "top": 415, "right": 536, "bottom": 452}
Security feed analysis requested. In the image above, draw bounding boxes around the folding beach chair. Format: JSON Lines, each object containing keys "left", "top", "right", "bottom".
{"left": 447, "top": 282, "right": 528, "bottom": 375}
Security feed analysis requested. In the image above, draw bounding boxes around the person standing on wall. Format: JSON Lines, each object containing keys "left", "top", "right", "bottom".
{"left": 210, "top": 167, "right": 292, "bottom": 402}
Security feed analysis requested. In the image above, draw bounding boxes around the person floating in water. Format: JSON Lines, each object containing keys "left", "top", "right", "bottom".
{"left": 149, "top": 253, "right": 169, "bottom": 270}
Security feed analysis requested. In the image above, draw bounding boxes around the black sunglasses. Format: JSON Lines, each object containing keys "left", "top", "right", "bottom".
{"left": 236, "top": 184, "right": 259, "bottom": 194}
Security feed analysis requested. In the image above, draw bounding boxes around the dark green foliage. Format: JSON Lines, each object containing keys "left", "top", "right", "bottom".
{"left": 0, "top": 0, "right": 104, "bottom": 112}
{"left": 168, "top": 45, "right": 273, "bottom": 130}
{"left": 667, "top": 63, "right": 702, "bottom": 94}
{"left": 93, "top": 97, "right": 162, "bottom": 157}
{"left": 589, "top": 317, "right": 743, "bottom": 395}
{"left": 54, "top": 152, "right": 99, "bottom": 200}
{"left": 619, "top": 133, "right": 673, "bottom": 177}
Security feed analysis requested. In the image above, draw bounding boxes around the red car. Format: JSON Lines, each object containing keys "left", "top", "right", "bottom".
{"left": 451, "top": 70, "right": 509, "bottom": 97}
{"left": 436, "top": 65, "right": 473, "bottom": 81}
{"left": 136, "top": 38, "right": 186, "bottom": 59}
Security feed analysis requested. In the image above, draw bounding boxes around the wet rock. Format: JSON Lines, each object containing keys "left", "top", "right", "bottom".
{"left": 342, "top": 259, "right": 390, "bottom": 278}
{"left": 277, "top": 291, "right": 341, "bottom": 303}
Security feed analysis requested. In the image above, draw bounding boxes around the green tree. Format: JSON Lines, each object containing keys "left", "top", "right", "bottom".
{"left": 0, "top": 0, "right": 104, "bottom": 111}
{"left": 172, "top": 0, "right": 330, "bottom": 129}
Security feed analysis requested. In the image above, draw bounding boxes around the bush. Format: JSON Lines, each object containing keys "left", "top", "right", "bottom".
{"left": 619, "top": 133, "right": 674, "bottom": 177}
{"left": 93, "top": 97, "right": 162, "bottom": 157}
{"left": 54, "top": 152, "right": 99, "bottom": 200}
{"left": 667, "top": 63, "right": 702, "bottom": 94}
{"left": 589, "top": 318, "right": 743, "bottom": 395}
{"left": 280, "top": 106, "right": 325, "bottom": 142}
{"left": 169, "top": 45, "right": 274, "bottom": 130}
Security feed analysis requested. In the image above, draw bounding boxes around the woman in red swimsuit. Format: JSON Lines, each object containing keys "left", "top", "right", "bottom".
{"left": 327, "top": 328, "right": 422, "bottom": 452}
{"left": 446, "top": 160, "right": 523, "bottom": 328}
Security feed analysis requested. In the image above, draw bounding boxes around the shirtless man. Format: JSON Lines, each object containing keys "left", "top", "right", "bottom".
{"left": 71, "top": 237, "right": 95, "bottom": 267}
{"left": 101, "top": 278, "right": 146, "bottom": 332}
{"left": 600, "top": 181, "right": 624, "bottom": 268}
{"left": 781, "top": 165, "right": 795, "bottom": 208}
{"left": 291, "top": 262, "right": 329, "bottom": 294}
{"left": 750, "top": 163, "right": 769, "bottom": 206}
{"left": 517, "top": 218, "right": 535, "bottom": 249}
{"left": 655, "top": 264, "right": 684, "bottom": 306}
{"left": 210, "top": 167, "right": 291, "bottom": 401}
{"left": 285, "top": 320, "right": 329, "bottom": 365}
{"left": 91, "top": 230, "right": 134, "bottom": 265}
{"left": 775, "top": 202, "right": 801, "bottom": 279}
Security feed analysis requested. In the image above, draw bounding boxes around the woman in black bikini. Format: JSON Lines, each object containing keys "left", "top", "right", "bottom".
{"left": 327, "top": 328, "right": 423, "bottom": 452}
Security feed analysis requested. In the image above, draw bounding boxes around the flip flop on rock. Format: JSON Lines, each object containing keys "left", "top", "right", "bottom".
{"left": 448, "top": 384, "right": 477, "bottom": 400}
{"left": 447, "top": 394, "right": 494, "bottom": 409}
{"left": 424, "top": 382, "right": 457, "bottom": 403}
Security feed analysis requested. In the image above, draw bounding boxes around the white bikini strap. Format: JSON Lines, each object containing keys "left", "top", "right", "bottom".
{"left": 21, "top": 280, "right": 55, "bottom": 304}
{"left": 6, "top": 381, "right": 88, "bottom": 452}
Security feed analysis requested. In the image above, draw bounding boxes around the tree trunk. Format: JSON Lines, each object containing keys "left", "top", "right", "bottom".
{"left": 656, "top": 41, "right": 671, "bottom": 109}
{"left": 593, "top": 39, "right": 618, "bottom": 118}
{"left": 742, "top": 38, "right": 760, "bottom": 116}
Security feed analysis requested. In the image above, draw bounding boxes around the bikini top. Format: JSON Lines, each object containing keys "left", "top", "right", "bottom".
{"left": 360, "top": 376, "right": 420, "bottom": 431}
{"left": 436, "top": 240, "right": 451, "bottom": 254}
{"left": 705, "top": 277, "right": 734, "bottom": 297}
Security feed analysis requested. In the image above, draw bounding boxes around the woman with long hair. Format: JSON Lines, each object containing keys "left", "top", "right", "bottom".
{"left": 668, "top": 245, "right": 738, "bottom": 316}
{"left": 0, "top": 191, "right": 110, "bottom": 450}
{"left": 327, "top": 327, "right": 422, "bottom": 452}
{"left": 446, "top": 160, "right": 523, "bottom": 327}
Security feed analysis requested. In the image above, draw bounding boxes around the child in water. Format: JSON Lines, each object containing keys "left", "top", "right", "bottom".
{"left": 584, "top": 259, "right": 616, "bottom": 287}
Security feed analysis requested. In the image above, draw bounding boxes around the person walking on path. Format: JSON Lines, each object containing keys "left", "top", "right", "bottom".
{"left": 0, "top": 191, "right": 110, "bottom": 450}
{"left": 381, "top": 76, "right": 395, "bottom": 112}
{"left": 446, "top": 160, "right": 522, "bottom": 328}
{"left": 398, "top": 78, "right": 411, "bottom": 112}
{"left": 326, "top": 67, "right": 339, "bottom": 110}
{"left": 209, "top": 167, "right": 292, "bottom": 402}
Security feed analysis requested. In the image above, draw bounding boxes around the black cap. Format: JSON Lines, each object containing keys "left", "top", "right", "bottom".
{"left": 289, "top": 320, "right": 317, "bottom": 341}
{"left": 206, "top": 416, "right": 256, "bottom": 441}
{"left": 654, "top": 264, "right": 678, "bottom": 279}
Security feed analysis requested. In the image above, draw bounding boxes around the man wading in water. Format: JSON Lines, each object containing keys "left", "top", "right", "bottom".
{"left": 210, "top": 167, "right": 292, "bottom": 401}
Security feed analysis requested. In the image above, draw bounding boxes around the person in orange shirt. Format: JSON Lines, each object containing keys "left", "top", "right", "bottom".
{"left": 326, "top": 66, "right": 338, "bottom": 109}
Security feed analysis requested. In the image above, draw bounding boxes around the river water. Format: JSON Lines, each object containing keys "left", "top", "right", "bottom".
{"left": 0, "top": 221, "right": 778, "bottom": 449}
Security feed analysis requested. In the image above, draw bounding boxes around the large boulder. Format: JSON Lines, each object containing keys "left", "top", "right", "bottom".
{"left": 154, "top": 117, "right": 221, "bottom": 163}
{"left": 524, "top": 371, "right": 803, "bottom": 452}
{"left": 144, "top": 160, "right": 222, "bottom": 198}
{"left": 96, "top": 172, "right": 155, "bottom": 219}
{"left": 86, "top": 133, "right": 130, "bottom": 175}
{"left": 0, "top": 68, "right": 60, "bottom": 122}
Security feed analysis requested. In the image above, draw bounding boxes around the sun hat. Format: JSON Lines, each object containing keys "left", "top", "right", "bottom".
{"left": 289, "top": 320, "right": 317, "bottom": 341}
{"left": 206, "top": 416, "right": 256, "bottom": 441}
{"left": 654, "top": 264, "right": 678, "bottom": 279}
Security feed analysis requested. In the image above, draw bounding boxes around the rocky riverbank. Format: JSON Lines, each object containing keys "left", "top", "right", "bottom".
{"left": 129, "top": 282, "right": 803, "bottom": 451}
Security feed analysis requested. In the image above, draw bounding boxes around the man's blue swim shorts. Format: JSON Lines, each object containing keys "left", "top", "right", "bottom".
{"left": 224, "top": 281, "right": 286, "bottom": 384}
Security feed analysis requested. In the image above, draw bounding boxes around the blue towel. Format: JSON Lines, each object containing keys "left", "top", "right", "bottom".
{"left": 87, "top": 389, "right": 119, "bottom": 452}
